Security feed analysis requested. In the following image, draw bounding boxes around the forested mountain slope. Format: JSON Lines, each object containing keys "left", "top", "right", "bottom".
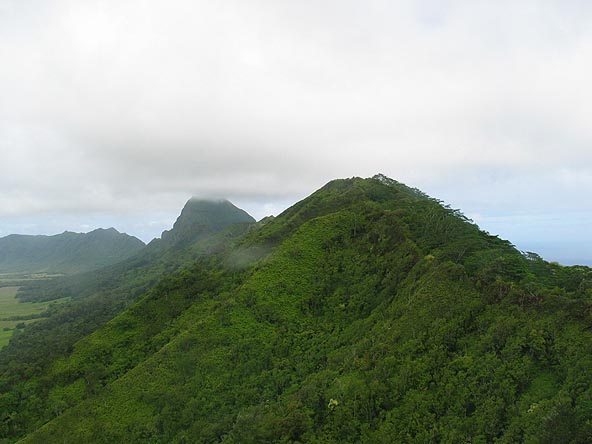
{"left": 2, "top": 176, "right": 591, "bottom": 443}
{"left": 0, "top": 199, "right": 256, "bottom": 442}
{"left": 0, "top": 228, "right": 145, "bottom": 274}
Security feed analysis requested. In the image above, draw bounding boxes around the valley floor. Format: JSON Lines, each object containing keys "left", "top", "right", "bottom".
{"left": 0, "top": 281, "right": 68, "bottom": 349}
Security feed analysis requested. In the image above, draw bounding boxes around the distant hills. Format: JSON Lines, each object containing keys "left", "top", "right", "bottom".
{"left": 0, "top": 228, "right": 145, "bottom": 274}
{"left": 0, "top": 199, "right": 255, "bottom": 276}
{"left": 0, "top": 176, "right": 591, "bottom": 443}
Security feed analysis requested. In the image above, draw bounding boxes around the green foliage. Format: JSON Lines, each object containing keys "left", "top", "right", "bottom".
{"left": 0, "top": 286, "right": 68, "bottom": 349}
{"left": 1, "top": 176, "right": 591, "bottom": 444}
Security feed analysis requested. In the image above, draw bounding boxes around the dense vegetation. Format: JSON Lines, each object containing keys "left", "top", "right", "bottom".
{"left": 1, "top": 175, "right": 591, "bottom": 443}
{"left": 0, "top": 228, "right": 145, "bottom": 275}
{"left": 0, "top": 199, "right": 256, "bottom": 422}
{"left": 0, "top": 286, "right": 69, "bottom": 350}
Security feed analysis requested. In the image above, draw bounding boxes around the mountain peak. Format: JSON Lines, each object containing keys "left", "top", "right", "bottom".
{"left": 160, "top": 198, "right": 255, "bottom": 246}
{"left": 102, "top": 227, "right": 120, "bottom": 234}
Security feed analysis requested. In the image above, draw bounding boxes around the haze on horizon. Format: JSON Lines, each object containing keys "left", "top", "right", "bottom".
{"left": 1, "top": 0, "right": 591, "bottom": 266}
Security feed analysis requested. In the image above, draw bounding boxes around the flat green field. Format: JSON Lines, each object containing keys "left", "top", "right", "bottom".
{"left": 0, "top": 329, "right": 14, "bottom": 349}
{"left": 0, "top": 272, "right": 62, "bottom": 288}
{"left": 0, "top": 286, "right": 68, "bottom": 349}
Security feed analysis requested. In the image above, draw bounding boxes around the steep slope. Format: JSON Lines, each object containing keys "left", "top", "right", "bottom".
{"left": 3, "top": 177, "right": 592, "bottom": 443}
{"left": 0, "top": 200, "right": 257, "bottom": 442}
{"left": 0, "top": 228, "right": 145, "bottom": 274}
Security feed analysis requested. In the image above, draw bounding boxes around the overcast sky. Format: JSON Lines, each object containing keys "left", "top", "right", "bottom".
{"left": 1, "top": 0, "right": 591, "bottom": 265}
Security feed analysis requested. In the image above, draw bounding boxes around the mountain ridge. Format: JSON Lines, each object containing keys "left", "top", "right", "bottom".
{"left": 1, "top": 176, "right": 590, "bottom": 444}
{"left": 0, "top": 228, "right": 145, "bottom": 274}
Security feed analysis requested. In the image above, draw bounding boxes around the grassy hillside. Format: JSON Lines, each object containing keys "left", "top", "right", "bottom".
{"left": 1, "top": 176, "right": 591, "bottom": 443}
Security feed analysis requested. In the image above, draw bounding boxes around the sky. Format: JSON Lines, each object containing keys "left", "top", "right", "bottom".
{"left": 0, "top": 0, "right": 591, "bottom": 265}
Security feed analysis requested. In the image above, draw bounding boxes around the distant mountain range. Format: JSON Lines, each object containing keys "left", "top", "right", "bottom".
{"left": 0, "top": 228, "right": 145, "bottom": 274}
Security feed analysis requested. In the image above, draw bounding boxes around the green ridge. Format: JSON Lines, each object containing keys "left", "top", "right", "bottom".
{"left": 0, "top": 176, "right": 590, "bottom": 443}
